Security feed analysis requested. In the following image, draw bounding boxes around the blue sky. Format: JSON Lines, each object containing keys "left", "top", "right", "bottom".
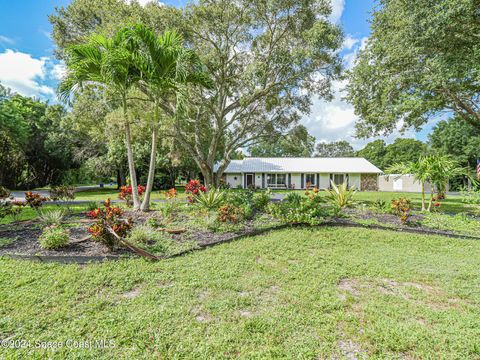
{"left": 0, "top": 0, "right": 433, "bottom": 148}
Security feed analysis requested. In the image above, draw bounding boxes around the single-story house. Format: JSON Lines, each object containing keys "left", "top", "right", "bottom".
{"left": 217, "top": 157, "right": 382, "bottom": 190}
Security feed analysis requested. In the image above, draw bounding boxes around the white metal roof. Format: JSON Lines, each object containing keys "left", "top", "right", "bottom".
{"left": 218, "top": 157, "right": 383, "bottom": 174}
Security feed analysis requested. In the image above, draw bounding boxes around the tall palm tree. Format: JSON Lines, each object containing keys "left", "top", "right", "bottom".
{"left": 387, "top": 155, "right": 467, "bottom": 211}
{"left": 59, "top": 29, "right": 143, "bottom": 210}
{"left": 125, "top": 25, "right": 212, "bottom": 211}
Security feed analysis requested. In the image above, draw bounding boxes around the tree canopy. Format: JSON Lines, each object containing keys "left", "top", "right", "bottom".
{"left": 315, "top": 140, "right": 354, "bottom": 157}
{"left": 347, "top": 0, "right": 480, "bottom": 137}
{"left": 248, "top": 125, "right": 315, "bottom": 157}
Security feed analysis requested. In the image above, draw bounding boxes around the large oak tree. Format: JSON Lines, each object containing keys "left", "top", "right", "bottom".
{"left": 347, "top": 0, "right": 480, "bottom": 137}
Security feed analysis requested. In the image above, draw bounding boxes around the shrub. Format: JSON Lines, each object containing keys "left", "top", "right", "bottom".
{"left": 85, "top": 201, "right": 101, "bottom": 212}
{"left": 86, "top": 199, "right": 132, "bottom": 249}
{"left": 369, "top": 199, "right": 389, "bottom": 213}
{"left": 391, "top": 197, "right": 412, "bottom": 223}
{"left": 38, "top": 226, "right": 69, "bottom": 250}
{"left": 252, "top": 189, "right": 272, "bottom": 212}
{"left": 460, "top": 188, "right": 480, "bottom": 205}
{"left": 162, "top": 188, "right": 179, "bottom": 219}
{"left": 185, "top": 179, "right": 206, "bottom": 202}
{"left": 127, "top": 225, "right": 175, "bottom": 255}
{"left": 268, "top": 191, "right": 328, "bottom": 225}
{"left": 38, "top": 209, "right": 65, "bottom": 227}
{"left": 325, "top": 181, "right": 356, "bottom": 214}
{"left": 195, "top": 189, "right": 226, "bottom": 211}
{"left": 49, "top": 185, "right": 76, "bottom": 201}
{"left": 25, "top": 192, "right": 49, "bottom": 210}
{"left": 118, "top": 185, "right": 146, "bottom": 207}
{"left": 217, "top": 204, "right": 244, "bottom": 223}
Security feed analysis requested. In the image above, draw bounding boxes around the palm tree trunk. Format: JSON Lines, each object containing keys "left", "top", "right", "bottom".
{"left": 140, "top": 106, "right": 159, "bottom": 211}
{"left": 123, "top": 96, "right": 140, "bottom": 210}
{"left": 427, "top": 186, "right": 435, "bottom": 212}
{"left": 421, "top": 183, "right": 426, "bottom": 211}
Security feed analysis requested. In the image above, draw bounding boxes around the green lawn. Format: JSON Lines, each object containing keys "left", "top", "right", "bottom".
{"left": 1, "top": 227, "right": 479, "bottom": 358}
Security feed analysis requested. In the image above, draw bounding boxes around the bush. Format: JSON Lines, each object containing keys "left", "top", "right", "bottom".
{"left": 38, "top": 226, "right": 69, "bottom": 250}
{"left": 86, "top": 199, "right": 132, "bottom": 249}
{"left": 369, "top": 199, "right": 389, "bottom": 213}
{"left": 252, "top": 189, "right": 272, "bottom": 212}
{"left": 119, "top": 185, "right": 146, "bottom": 207}
{"left": 25, "top": 192, "right": 49, "bottom": 210}
{"left": 391, "top": 197, "right": 412, "bottom": 223}
{"left": 49, "top": 185, "right": 76, "bottom": 201}
{"left": 162, "top": 188, "right": 179, "bottom": 219}
{"left": 325, "top": 181, "right": 356, "bottom": 215}
{"left": 127, "top": 225, "right": 175, "bottom": 255}
{"left": 268, "top": 191, "right": 329, "bottom": 225}
{"left": 185, "top": 179, "right": 206, "bottom": 202}
{"left": 85, "top": 201, "right": 101, "bottom": 212}
{"left": 217, "top": 204, "right": 244, "bottom": 223}
{"left": 460, "top": 188, "right": 480, "bottom": 205}
{"left": 38, "top": 209, "right": 65, "bottom": 227}
{"left": 195, "top": 189, "right": 226, "bottom": 211}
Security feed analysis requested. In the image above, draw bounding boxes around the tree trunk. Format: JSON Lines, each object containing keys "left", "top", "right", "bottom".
{"left": 421, "top": 183, "right": 426, "bottom": 211}
{"left": 123, "top": 96, "right": 140, "bottom": 210}
{"left": 140, "top": 109, "right": 159, "bottom": 211}
{"left": 427, "top": 187, "right": 435, "bottom": 212}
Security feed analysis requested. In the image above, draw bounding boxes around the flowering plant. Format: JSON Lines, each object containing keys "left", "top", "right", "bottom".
{"left": 86, "top": 198, "right": 132, "bottom": 249}
{"left": 118, "top": 185, "right": 146, "bottom": 207}
{"left": 185, "top": 180, "right": 206, "bottom": 203}
{"left": 164, "top": 188, "right": 177, "bottom": 199}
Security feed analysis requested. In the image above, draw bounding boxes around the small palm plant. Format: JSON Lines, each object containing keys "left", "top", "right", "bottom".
{"left": 325, "top": 181, "right": 356, "bottom": 214}
{"left": 195, "top": 189, "right": 227, "bottom": 211}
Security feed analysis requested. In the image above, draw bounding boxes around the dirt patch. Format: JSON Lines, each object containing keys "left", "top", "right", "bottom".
{"left": 190, "top": 305, "right": 215, "bottom": 323}
{"left": 337, "top": 340, "right": 367, "bottom": 360}
{"left": 120, "top": 286, "right": 142, "bottom": 299}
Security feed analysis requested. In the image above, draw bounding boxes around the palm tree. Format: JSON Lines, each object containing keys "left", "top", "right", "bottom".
{"left": 59, "top": 29, "right": 143, "bottom": 210}
{"left": 387, "top": 155, "right": 467, "bottom": 211}
{"left": 125, "top": 25, "right": 212, "bottom": 211}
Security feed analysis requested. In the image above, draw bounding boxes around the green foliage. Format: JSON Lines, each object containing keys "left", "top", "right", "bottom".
{"left": 0, "top": 186, "right": 11, "bottom": 199}
{"left": 390, "top": 197, "right": 412, "bottom": 223}
{"left": 315, "top": 140, "right": 354, "bottom": 157}
{"left": 421, "top": 213, "right": 480, "bottom": 237}
{"left": 195, "top": 189, "right": 227, "bottom": 211}
{"left": 268, "top": 192, "right": 328, "bottom": 225}
{"left": 369, "top": 199, "right": 390, "bottom": 214}
{"left": 38, "top": 209, "right": 65, "bottom": 227}
{"left": 38, "top": 226, "right": 69, "bottom": 250}
{"left": 460, "top": 189, "right": 480, "bottom": 205}
{"left": 429, "top": 117, "right": 480, "bottom": 171}
{"left": 85, "top": 201, "right": 101, "bottom": 212}
{"left": 249, "top": 125, "right": 316, "bottom": 157}
{"left": 347, "top": 0, "right": 480, "bottom": 137}
{"left": 252, "top": 190, "right": 272, "bottom": 213}
{"left": 325, "top": 181, "right": 356, "bottom": 214}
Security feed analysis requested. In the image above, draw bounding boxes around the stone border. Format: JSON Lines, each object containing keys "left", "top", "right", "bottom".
{"left": 3, "top": 221, "right": 479, "bottom": 264}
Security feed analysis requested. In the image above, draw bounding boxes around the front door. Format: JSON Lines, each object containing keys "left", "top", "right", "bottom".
{"left": 246, "top": 173, "right": 254, "bottom": 188}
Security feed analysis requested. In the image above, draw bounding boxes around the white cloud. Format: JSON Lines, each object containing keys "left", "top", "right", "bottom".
{"left": 301, "top": 35, "right": 422, "bottom": 150}
{"left": 0, "top": 35, "right": 15, "bottom": 46}
{"left": 51, "top": 62, "right": 66, "bottom": 80}
{"left": 0, "top": 50, "right": 66, "bottom": 99}
{"left": 329, "top": 0, "right": 345, "bottom": 24}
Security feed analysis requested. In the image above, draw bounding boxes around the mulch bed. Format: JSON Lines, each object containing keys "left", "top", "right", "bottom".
{"left": 1, "top": 209, "right": 479, "bottom": 264}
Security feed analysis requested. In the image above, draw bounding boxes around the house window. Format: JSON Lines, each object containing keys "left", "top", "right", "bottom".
{"left": 331, "top": 174, "right": 347, "bottom": 186}
{"left": 266, "top": 174, "right": 286, "bottom": 187}
{"left": 305, "top": 173, "right": 316, "bottom": 188}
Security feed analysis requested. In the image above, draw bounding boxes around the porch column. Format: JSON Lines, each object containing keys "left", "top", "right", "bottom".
{"left": 301, "top": 174, "right": 304, "bottom": 189}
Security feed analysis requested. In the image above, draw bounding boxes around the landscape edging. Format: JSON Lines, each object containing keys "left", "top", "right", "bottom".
{"left": 3, "top": 221, "right": 479, "bottom": 264}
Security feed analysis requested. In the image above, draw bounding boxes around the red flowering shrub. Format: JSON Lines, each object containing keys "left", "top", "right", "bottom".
{"left": 86, "top": 199, "right": 132, "bottom": 249}
{"left": 118, "top": 185, "right": 146, "bottom": 207}
{"left": 185, "top": 179, "right": 206, "bottom": 202}
{"left": 217, "top": 204, "right": 244, "bottom": 223}
{"left": 25, "top": 191, "right": 49, "bottom": 210}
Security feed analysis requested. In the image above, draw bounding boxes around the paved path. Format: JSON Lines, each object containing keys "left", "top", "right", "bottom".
{"left": 11, "top": 185, "right": 107, "bottom": 201}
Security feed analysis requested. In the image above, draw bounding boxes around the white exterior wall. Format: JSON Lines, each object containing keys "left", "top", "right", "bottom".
{"left": 319, "top": 174, "right": 330, "bottom": 189}
{"left": 226, "top": 173, "right": 242, "bottom": 188}
{"left": 378, "top": 175, "right": 434, "bottom": 193}
{"left": 349, "top": 174, "right": 361, "bottom": 190}
{"left": 290, "top": 173, "right": 301, "bottom": 189}
{"left": 255, "top": 173, "right": 263, "bottom": 188}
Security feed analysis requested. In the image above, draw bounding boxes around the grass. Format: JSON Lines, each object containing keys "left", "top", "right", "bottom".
{"left": 0, "top": 204, "right": 87, "bottom": 225}
{"left": 1, "top": 227, "right": 480, "bottom": 358}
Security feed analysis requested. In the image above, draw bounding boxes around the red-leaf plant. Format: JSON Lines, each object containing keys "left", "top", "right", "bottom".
{"left": 118, "top": 185, "right": 146, "bottom": 207}
{"left": 185, "top": 179, "right": 206, "bottom": 203}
